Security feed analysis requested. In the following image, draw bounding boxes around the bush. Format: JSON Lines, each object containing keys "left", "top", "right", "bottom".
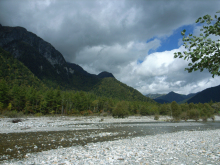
{"left": 188, "top": 109, "right": 200, "bottom": 121}
{"left": 3, "top": 110, "right": 24, "bottom": 118}
{"left": 154, "top": 114, "right": 159, "bottom": 120}
{"left": 35, "top": 113, "right": 43, "bottom": 117}
{"left": 180, "top": 112, "right": 188, "bottom": 121}
{"left": 159, "top": 104, "right": 170, "bottom": 115}
{"left": 140, "top": 106, "right": 150, "bottom": 116}
{"left": 171, "top": 101, "right": 181, "bottom": 120}
{"left": 112, "top": 101, "right": 129, "bottom": 118}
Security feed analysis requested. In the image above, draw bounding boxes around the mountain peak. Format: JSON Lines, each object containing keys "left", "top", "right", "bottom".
{"left": 97, "top": 71, "right": 115, "bottom": 78}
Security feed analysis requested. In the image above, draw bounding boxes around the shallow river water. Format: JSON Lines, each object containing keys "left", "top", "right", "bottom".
{"left": 1, "top": 121, "right": 220, "bottom": 162}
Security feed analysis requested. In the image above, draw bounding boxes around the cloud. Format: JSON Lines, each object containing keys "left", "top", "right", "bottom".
{"left": 75, "top": 38, "right": 161, "bottom": 74}
{"left": 1, "top": 0, "right": 220, "bottom": 95}
{"left": 114, "top": 46, "right": 220, "bottom": 95}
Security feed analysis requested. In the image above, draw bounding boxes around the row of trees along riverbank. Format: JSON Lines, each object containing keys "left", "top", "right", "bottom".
{"left": 0, "top": 79, "right": 219, "bottom": 121}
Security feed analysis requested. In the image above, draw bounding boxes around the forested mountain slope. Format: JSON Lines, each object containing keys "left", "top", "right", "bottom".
{"left": 91, "top": 77, "right": 155, "bottom": 102}
{"left": 0, "top": 25, "right": 152, "bottom": 102}
{"left": 187, "top": 85, "right": 220, "bottom": 104}
{"left": 0, "top": 47, "right": 44, "bottom": 88}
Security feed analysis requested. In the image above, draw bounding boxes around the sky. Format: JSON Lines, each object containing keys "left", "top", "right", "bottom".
{"left": 0, "top": 0, "right": 220, "bottom": 95}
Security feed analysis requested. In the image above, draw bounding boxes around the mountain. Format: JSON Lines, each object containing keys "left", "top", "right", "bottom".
{"left": 187, "top": 84, "right": 220, "bottom": 104}
{"left": 154, "top": 91, "right": 197, "bottom": 104}
{"left": 145, "top": 93, "right": 165, "bottom": 99}
{"left": 0, "top": 25, "right": 152, "bottom": 102}
{"left": 153, "top": 99, "right": 170, "bottom": 104}
{"left": 90, "top": 77, "right": 154, "bottom": 102}
{"left": 97, "top": 71, "right": 115, "bottom": 78}
{"left": 66, "top": 62, "right": 96, "bottom": 77}
{"left": 155, "top": 91, "right": 185, "bottom": 103}
{"left": 0, "top": 24, "right": 74, "bottom": 89}
{"left": 0, "top": 47, "right": 44, "bottom": 88}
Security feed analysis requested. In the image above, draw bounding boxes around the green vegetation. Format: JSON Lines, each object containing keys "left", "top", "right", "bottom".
{"left": 91, "top": 77, "right": 154, "bottom": 102}
{"left": 112, "top": 101, "right": 129, "bottom": 118}
{"left": 174, "top": 10, "right": 220, "bottom": 77}
{"left": 171, "top": 101, "right": 181, "bottom": 121}
{"left": 0, "top": 46, "right": 218, "bottom": 120}
{"left": 0, "top": 79, "right": 217, "bottom": 120}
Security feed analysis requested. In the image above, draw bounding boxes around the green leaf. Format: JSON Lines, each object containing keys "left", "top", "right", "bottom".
{"left": 181, "top": 31, "right": 185, "bottom": 36}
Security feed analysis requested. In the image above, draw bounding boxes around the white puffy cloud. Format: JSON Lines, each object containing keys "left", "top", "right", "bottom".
{"left": 113, "top": 46, "right": 220, "bottom": 95}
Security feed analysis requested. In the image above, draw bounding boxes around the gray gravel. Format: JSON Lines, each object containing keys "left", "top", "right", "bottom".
{"left": 1, "top": 115, "right": 218, "bottom": 134}
{"left": 3, "top": 129, "right": 220, "bottom": 165}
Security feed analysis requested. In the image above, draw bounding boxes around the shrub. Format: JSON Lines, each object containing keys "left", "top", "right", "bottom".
{"left": 154, "top": 114, "right": 159, "bottom": 120}
{"left": 180, "top": 112, "right": 188, "bottom": 121}
{"left": 188, "top": 109, "right": 200, "bottom": 121}
{"left": 159, "top": 104, "right": 170, "bottom": 115}
{"left": 35, "top": 113, "right": 43, "bottom": 117}
{"left": 102, "top": 113, "right": 108, "bottom": 117}
{"left": 3, "top": 110, "right": 24, "bottom": 118}
{"left": 112, "top": 101, "right": 129, "bottom": 118}
{"left": 211, "top": 102, "right": 220, "bottom": 113}
{"left": 171, "top": 101, "right": 181, "bottom": 120}
{"left": 140, "top": 106, "right": 150, "bottom": 116}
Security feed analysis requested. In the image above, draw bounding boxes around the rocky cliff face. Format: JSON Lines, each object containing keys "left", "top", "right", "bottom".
{"left": 0, "top": 25, "right": 117, "bottom": 91}
{"left": 0, "top": 25, "right": 66, "bottom": 66}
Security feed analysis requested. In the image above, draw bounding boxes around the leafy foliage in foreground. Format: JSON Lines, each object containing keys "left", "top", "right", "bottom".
{"left": 174, "top": 11, "right": 220, "bottom": 77}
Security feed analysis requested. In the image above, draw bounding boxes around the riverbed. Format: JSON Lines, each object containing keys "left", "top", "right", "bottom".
{"left": 1, "top": 116, "right": 220, "bottom": 164}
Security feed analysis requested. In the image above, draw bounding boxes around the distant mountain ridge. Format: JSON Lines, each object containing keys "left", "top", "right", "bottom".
{"left": 187, "top": 84, "right": 220, "bottom": 104}
{"left": 145, "top": 93, "right": 165, "bottom": 99}
{"left": 153, "top": 91, "right": 197, "bottom": 104}
{"left": 151, "top": 85, "right": 220, "bottom": 104}
{"left": 0, "top": 24, "right": 152, "bottom": 102}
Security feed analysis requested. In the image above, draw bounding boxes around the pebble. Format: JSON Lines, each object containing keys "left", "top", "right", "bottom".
{"left": 1, "top": 116, "right": 219, "bottom": 134}
{"left": 2, "top": 129, "right": 220, "bottom": 165}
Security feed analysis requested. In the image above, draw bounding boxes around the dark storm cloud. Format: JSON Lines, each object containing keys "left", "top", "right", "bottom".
{"left": 1, "top": 0, "right": 220, "bottom": 94}
{"left": 1, "top": 0, "right": 219, "bottom": 61}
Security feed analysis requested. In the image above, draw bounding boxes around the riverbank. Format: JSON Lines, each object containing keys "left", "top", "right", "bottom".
{"left": 3, "top": 129, "right": 220, "bottom": 165}
{"left": 1, "top": 115, "right": 220, "bottom": 134}
{"left": 1, "top": 116, "right": 220, "bottom": 164}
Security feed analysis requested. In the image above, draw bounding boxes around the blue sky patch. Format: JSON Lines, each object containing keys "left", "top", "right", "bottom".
{"left": 147, "top": 24, "right": 196, "bottom": 54}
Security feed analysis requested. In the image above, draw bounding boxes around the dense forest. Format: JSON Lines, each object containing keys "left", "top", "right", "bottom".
{"left": 0, "top": 77, "right": 219, "bottom": 121}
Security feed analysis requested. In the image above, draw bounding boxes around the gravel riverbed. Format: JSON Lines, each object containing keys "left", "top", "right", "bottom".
{"left": 3, "top": 129, "right": 220, "bottom": 165}
{"left": 0, "top": 116, "right": 173, "bottom": 134}
{"left": 1, "top": 116, "right": 220, "bottom": 164}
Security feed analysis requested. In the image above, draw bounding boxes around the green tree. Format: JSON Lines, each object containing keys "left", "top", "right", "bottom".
{"left": 159, "top": 104, "right": 170, "bottom": 115}
{"left": 188, "top": 109, "right": 200, "bottom": 121}
{"left": 0, "top": 79, "right": 9, "bottom": 108}
{"left": 180, "top": 103, "right": 189, "bottom": 112}
{"left": 112, "top": 101, "right": 129, "bottom": 118}
{"left": 171, "top": 101, "right": 181, "bottom": 120}
{"left": 54, "top": 88, "right": 62, "bottom": 114}
{"left": 140, "top": 105, "right": 150, "bottom": 116}
{"left": 174, "top": 11, "right": 220, "bottom": 77}
{"left": 10, "top": 84, "right": 26, "bottom": 112}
